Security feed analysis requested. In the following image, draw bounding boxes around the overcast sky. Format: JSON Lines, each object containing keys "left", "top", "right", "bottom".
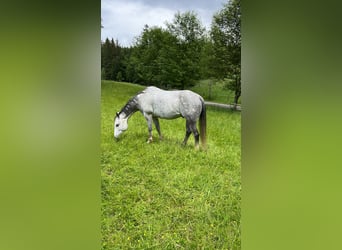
{"left": 101, "top": 0, "right": 227, "bottom": 46}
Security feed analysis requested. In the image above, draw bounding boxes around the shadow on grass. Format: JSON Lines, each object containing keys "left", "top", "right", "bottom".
{"left": 116, "top": 131, "right": 201, "bottom": 149}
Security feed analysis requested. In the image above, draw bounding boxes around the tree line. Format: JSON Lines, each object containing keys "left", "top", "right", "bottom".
{"left": 101, "top": 0, "right": 241, "bottom": 104}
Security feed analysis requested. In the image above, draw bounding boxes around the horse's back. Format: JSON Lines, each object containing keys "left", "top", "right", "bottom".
{"left": 144, "top": 86, "right": 202, "bottom": 101}
{"left": 139, "top": 86, "right": 203, "bottom": 120}
{"left": 139, "top": 87, "right": 181, "bottom": 118}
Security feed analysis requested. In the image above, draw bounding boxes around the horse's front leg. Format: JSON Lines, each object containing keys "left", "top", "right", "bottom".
{"left": 144, "top": 113, "right": 153, "bottom": 143}
{"left": 153, "top": 117, "right": 163, "bottom": 140}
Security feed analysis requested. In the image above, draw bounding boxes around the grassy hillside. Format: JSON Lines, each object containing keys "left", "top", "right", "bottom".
{"left": 101, "top": 80, "right": 241, "bottom": 249}
{"left": 190, "top": 79, "right": 240, "bottom": 104}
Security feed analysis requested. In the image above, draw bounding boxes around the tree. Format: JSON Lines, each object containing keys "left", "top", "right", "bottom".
{"left": 199, "top": 36, "right": 215, "bottom": 80}
{"left": 167, "top": 11, "right": 205, "bottom": 89}
{"left": 101, "top": 38, "right": 114, "bottom": 80}
{"left": 211, "top": 0, "right": 241, "bottom": 105}
{"left": 129, "top": 25, "right": 181, "bottom": 88}
{"left": 101, "top": 38, "right": 127, "bottom": 81}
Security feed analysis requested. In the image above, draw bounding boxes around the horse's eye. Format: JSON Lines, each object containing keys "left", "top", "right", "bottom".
{"left": 115, "top": 124, "right": 119, "bottom": 127}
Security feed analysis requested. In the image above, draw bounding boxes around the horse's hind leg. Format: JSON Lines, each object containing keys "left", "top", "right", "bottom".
{"left": 182, "top": 120, "right": 192, "bottom": 146}
{"left": 189, "top": 121, "right": 200, "bottom": 149}
{"left": 153, "top": 117, "right": 163, "bottom": 140}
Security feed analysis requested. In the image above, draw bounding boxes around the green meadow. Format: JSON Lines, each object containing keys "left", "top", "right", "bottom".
{"left": 101, "top": 81, "right": 241, "bottom": 249}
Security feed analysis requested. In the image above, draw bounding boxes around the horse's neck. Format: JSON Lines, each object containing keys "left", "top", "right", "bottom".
{"left": 120, "top": 97, "right": 138, "bottom": 119}
{"left": 121, "top": 110, "right": 137, "bottom": 119}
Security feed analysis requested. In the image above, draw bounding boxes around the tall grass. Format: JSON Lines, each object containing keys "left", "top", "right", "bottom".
{"left": 101, "top": 81, "right": 241, "bottom": 249}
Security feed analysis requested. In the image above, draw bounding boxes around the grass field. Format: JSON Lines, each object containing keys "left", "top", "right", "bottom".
{"left": 101, "top": 80, "right": 241, "bottom": 249}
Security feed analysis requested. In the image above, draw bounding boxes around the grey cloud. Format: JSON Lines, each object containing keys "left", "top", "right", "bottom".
{"left": 101, "top": 0, "right": 226, "bottom": 46}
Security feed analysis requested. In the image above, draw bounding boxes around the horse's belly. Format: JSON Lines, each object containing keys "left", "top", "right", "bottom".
{"left": 153, "top": 109, "right": 181, "bottom": 119}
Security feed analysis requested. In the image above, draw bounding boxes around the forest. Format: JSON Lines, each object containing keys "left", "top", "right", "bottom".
{"left": 101, "top": 0, "right": 241, "bottom": 104}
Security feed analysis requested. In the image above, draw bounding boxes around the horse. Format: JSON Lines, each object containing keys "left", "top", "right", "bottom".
{"left": 114, "top": 86, "right": 206, "bottom": 149}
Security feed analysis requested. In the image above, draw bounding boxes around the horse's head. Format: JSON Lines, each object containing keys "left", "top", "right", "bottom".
{"left": 114, "top": 112, "right": 128, "bottom": 139}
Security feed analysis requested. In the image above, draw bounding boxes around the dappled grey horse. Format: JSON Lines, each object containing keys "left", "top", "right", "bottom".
{"left": 114, "top": 86, "right": 206, "bottom": 148}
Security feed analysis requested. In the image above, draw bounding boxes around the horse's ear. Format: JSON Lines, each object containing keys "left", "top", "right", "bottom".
{"left": 116, "top": 112, "right": 120, "bottom": 118}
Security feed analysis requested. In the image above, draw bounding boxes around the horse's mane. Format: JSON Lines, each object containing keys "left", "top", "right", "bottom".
{"left": 119, "top": 90, "right": 144, "bottom": 116}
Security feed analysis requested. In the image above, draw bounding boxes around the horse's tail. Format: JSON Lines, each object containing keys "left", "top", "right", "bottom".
{"left": 199, "top": 99, "right": 207, "bottom": 148}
